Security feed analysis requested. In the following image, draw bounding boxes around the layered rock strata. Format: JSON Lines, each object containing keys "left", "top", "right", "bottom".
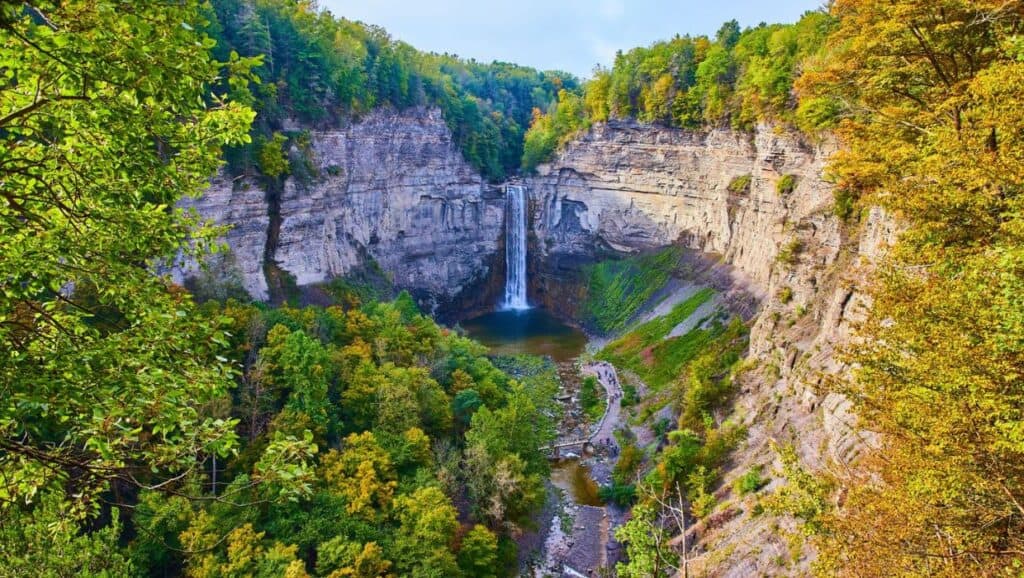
{"left": 179, "top": 107, "right": 506, "bottom": 312}
{"left": 525, "top": 120, "right": 839, "bottom": 310}
{"left": 176, "top": 174, "right": 270, "bottom": 299}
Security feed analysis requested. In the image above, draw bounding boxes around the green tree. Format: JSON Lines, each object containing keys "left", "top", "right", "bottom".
{"left": 463, "top": 444, "right": 543, "bottom": 530}
{"left": 0, "top": 0, "right": 254, "bottom": 531}
{"left": 615, "top": 503, "right": 676, "bottom": 578}
{"left": 260, "top": 325, "right": 334, "bottom": 436}
{"left": 0, "top": 491, "right": 134, "bottom": 577}
{"left": 254, "top": 428, "right": 319, "bottom": 503}
{"left": 391, "top": 486, "right": 460, "bottom": 578}
{"left": 258, "top": 132, "right": 290, "bottom": 178}
{"left": 457, "top": 525, "right": 499, "bottom": 578}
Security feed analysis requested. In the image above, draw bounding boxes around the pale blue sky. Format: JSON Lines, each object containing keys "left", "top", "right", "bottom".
{"left": 319, "top": 0, "right": 827, "bottom": 78}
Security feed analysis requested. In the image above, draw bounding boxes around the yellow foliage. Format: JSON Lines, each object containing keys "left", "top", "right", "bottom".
{"left": 796, "top": 1, "right": 1024, "bottom": 575}
{"left": 320, "top": 432, "right": 398, "bottom": 519}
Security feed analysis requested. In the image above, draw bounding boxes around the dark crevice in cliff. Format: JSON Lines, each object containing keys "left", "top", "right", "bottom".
{"left": 262, "top": 179, "right": 287, "bottom": 305}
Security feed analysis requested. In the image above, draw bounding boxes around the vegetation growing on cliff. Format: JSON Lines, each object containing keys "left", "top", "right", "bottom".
{"left": 207, "top": 0, "right": 575, "bottom": 182}
{"left": 582, "top": 246, "right": 684, "bottom": 333}
{"left": 613, "top": 317, "right": 749, "bottom": 577}
{"left": 791, "top": 1, "right": 1024, "bottom": 575}
{"left": 521, "top": 11, "right": 837, "bottom": 169}
{"left": 597, "top": 288, "right": 719, "bottom": 390}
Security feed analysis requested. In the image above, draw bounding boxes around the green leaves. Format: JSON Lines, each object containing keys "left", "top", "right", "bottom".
{"left": 255, "top": 429, "right": 318, "bottom": 503}
{"left": 0, "top": 0, "right": 255, "bottom": 534}
{"left": 522, "top": 10, "right": 834, "bottom": 164}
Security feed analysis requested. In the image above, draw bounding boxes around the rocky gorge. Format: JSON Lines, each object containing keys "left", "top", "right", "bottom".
{"left": 180, "top": 108, "right": 895, "bottom": 576}
{"left": 525, "top": 119, "right": 897, "bottom": 574}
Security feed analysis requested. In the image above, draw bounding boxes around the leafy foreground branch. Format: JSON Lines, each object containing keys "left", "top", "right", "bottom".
{"left": 0, "top": 0, "right": 255, "bottom": 526}
{"left": 0, "top": 2, "right": 560, "bottom": 576}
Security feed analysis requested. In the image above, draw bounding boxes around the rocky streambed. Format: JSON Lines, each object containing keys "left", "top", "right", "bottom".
{"left": 530, "top": 360, "right": 639, "bottom": 578}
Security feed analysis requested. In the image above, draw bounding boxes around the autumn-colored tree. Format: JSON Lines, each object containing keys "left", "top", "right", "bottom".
{"left": 391, "top": 486, "right": 461, "bottom": 577}
{"left": 449, "top": 368, "right": 476, "bottom": 394}
{"left": 321, "top": 432, "right": 398, "bottom": 520}
{"left": 181, "top": 522, "right": 308, "bottom": 578}
{"left": 341, "top": 360, "right": 387, "bottom": 432}
{"left": 795, "top": 1, "right": 1024, "bottom": 575}
{"left": 319, "top": 540, "right": 394, "bottom": 578}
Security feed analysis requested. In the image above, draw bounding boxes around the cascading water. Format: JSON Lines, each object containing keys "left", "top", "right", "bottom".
{"left": 503, "top": 184, "right": 529, "bottom": 310}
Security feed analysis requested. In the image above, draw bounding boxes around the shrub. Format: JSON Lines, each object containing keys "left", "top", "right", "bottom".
{"left": 653, "top": 418, "right": 672, "bottom": 441}
{"left": 778, "top": 286, "right": 793, "bottom": 304}
{"left": 833, "top": 188, "right": 856, "bottom": 219}
{"left": 579, "top": 375, "right": 602, "bottom": 421}
{"left": 734, "top": 466, "right": 768, "bottom": 495}
{"left": 727, "top": 174, "right": 753, "bottom": 193}
{"left": 621, "top": 380, "right": 639, "bottom": 408}
{"left": 776, "top": 174, "right": 797, "bottom": 195}
{"left": 776, "top": 238, "right": 803, "bottom": 265}
{"left": 676, "top": 318, "right": 748, "bottom": 431}
{"left": 613, "top": 439, "right": 643, "bottom": 486}
{"left": 598, "top": 482, "right": 637, "bottom": 506}
{"left": 689, "top": 477, "right": 717, "bottom": 518}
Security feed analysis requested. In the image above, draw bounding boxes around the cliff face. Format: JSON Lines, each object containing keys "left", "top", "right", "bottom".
{"left": 276, "top": 108, "right": 506, "bottom": 313}
{"left": 525, "top": 121, "right": 839, "bottom": 310}
{"left": 526, "top": 121, "right": 895, "bottom": 576}
{"left": 180, "top": 107, "right": 506, "bottom": 313}
{"left": 176, "top": 174, "right": 270, "bottom": 300}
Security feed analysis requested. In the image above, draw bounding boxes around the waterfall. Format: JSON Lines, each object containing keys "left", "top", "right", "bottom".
{"left": 503, "top": 184, "right": 529, "bottom": 310}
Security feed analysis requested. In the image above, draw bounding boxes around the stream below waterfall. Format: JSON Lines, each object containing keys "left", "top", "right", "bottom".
{"left": 461, "top": 308, "right": 599, "bottom": 505}
{"left": 462, "top": 307, "right": 620, "bottom": 575}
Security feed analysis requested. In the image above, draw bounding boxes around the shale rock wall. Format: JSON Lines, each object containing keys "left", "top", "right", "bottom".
{"left": 525, "top": 120, "right": 838, "bottom": 309}
{"left": 178, "top": 107, "right": 505, "bottom": 313}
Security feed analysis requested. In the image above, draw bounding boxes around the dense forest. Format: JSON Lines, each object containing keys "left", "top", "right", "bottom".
{"left": 520, "top": 11, "right": 837, "bottom": 169}
{"left": 2, "top": 0, "right": 1024, "bottom": 577}
{"left": 205, "top": 0, "right": 575, "bottom": 182}
{"left": 121, "top": 296, "right": 561, "bottom": 577}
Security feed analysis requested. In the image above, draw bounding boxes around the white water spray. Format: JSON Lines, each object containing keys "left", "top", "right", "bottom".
{"left": 503, "top": 184, "right": 529, "bottom": 310}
